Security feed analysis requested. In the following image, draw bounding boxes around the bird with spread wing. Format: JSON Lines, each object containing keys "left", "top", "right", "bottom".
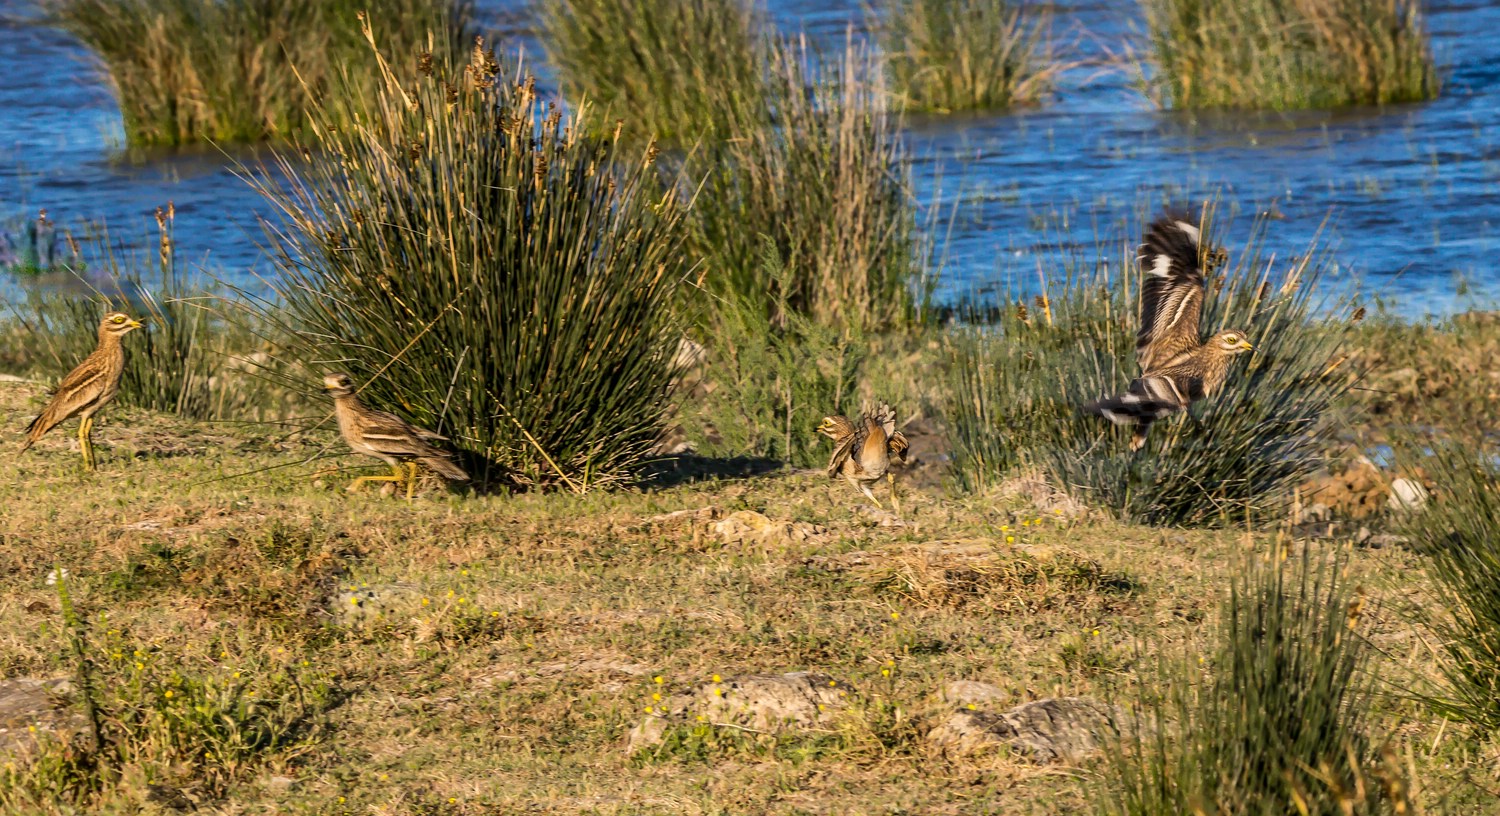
{"left": 817, "top": 403, "right": 909, "bottom": 513}
{"left": 323, "top": 373, "right": 469, "bottom": 498}
{"left": 1084, "top": 214, "right": 1253, "bottom": 451}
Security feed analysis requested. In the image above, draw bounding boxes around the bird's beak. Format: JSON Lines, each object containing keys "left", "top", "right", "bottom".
{"left": 127, "top": 319, "right": 143, "bottom": 329}
{"left": 1239, "top": 340, "right": 1254, "bottom": 351}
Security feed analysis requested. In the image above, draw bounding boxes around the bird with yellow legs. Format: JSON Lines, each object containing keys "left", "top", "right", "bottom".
{"left": 817, "top": 402, "right": 909, "bottom": 514}
{"left": 19, "top": 311, "right": 143, "bottom": 470}
{"left": 322, "top": 373, "right": 469, "bottom": 499}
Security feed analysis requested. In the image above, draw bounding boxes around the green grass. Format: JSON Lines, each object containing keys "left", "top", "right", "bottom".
{"left": 0, "top": 379, "right": 1484, "bottom": 812}
{"left": 881, "top": 0, "right": 1057, "bottom": 113}
{"left": 688, "top": 38, "right": 924, "bottom": 333}
{"left": 242, "top": 24, "right": 690, "bottom": 490}
{"left": 944, "top": 210, "right": 1357, "bottom": 526}
{"left": 1091, "top": 547, "right": 1408, "bottom": 815}
{"left": 1400, "top": 439, "right": 1500, "bottom": 735}
{"left": 1140, "top": 0, "right": 1439, "bottom": 110}
{"left": 49, "top": 0, "right": 473, "bottom": 146}
{"left": 539, "top": 0, "right": 767, "bottom": 144}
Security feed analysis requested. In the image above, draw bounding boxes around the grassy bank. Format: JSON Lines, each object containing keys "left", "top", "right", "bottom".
{"left": 1141, "top": 0, "right": 1440, "bottom": 109}
{"left": 49, "top": 0, "right": 473, "bottom": 146}
{"left": 881, "top": 0, "right": 1056, "bottom": 113}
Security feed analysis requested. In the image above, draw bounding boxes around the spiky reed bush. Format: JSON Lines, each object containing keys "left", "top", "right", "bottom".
{"left": 539, "top": 0, "right": 766, "bottom": 144}
{"left": 1398, "top": 440, "right": 1500, "bottom": 734}
{"left": 1092, "top": 548, "right": 1409, "bottom": 814}
{"left": 13, "top": 208, "right": 280, "bottom": 422}
{"left": 1141, "top": 0, "right": 1439, "bottom": 110}
{"left": 690, "top": 38, "right": 923, "bottom": 332}
{"left": 49, "top": 0, "right": 472, "bottom": 146}
{"left": 880, "top": 0, "right": 1055, "bottom": 112}
{"left": 243, "top": 24, "right": 689, "bottom": 490}
{"left": 944, "top": 212, "right": 1356, "bottom": 526}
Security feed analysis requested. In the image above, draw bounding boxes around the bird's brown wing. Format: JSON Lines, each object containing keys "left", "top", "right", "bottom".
{"left": 1137, "top": 215, "right": 1208, "bottom": 373}
{"left": 825, "top": 418, "right": 862, "bottom": 478}
{"left": 22, "top": 350, "right": 111, "bottom": 446}
{"left": 887, "top": 431, "right": 909, "bottom": 464}
{"left": 871, "top": 402, "right": 897, "bottom": 437}
{"left": 355, "top": 409, "right": 448, "bottom": 459}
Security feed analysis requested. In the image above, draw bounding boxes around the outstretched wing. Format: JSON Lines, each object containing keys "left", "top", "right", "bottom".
{"left": 870, "top": 402, "right": 897, "bottom": 437}
{"left": 1137, "top": 215, "right": 1208, "bottom": 373}
{"left": 824, "top": 416, "right": 862, "bottom": 478}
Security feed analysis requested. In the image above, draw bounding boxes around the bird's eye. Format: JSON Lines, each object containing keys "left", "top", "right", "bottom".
{"left": 111, "top": 315, "right": 126, "bottom": 324}
{"left": 1224, "top": 334, "right": 1238, "bottom": 344}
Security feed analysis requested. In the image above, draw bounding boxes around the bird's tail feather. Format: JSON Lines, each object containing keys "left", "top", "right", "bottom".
{"left": 1083, "top": 394, "right": 1177, "bottom": 426}
{"left": 421, "top": 455, "right": 470, "bottom": 482}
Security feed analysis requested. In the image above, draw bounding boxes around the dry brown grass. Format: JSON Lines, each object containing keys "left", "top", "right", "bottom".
{"left": 0, "top": 377, "right": 1495, "bottom": 812}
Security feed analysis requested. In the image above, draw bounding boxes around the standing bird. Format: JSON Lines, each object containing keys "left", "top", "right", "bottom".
{"left": 323, "top": 373, "right": 469, "bottom": 498}
{"left": 1084, "top": 214, "right": 1254, "bottom": 452}
{"left": 817, "top": 403, "right": 909, "bottom": 513}
{"left": 19, "top": 311, "right": 143, "bottom": 470}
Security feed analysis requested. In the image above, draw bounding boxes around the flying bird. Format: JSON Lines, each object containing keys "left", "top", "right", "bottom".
{"left": 323, "top": 373, "right": 469, "bottom": 499}
{"left": 817, "top": 403, "right": 909, "bottom": 513}
{"left": 19, "top": 310, "right": 143, "bottom": 470}
{"left": 1084, "top": 214, "right": 1253, "bottom": 451}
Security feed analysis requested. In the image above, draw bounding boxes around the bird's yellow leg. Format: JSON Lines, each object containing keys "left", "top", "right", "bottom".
{"left": 889, "top": 472, "right": 901, "bottom": 517}
{"left": 405, "top": 462, "right": 419, "bottom": 500}
{"left": 859, "top": 482, "right": 884, "bottom": 510}
{"left": 347, "top": 464, "right": 406, "bottom": 492}
{"left": 79, "top": 417, "right": 95, "bottom": 471}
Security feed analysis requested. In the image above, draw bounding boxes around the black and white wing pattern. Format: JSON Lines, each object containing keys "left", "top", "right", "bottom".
{"left": 1137, "top": 215, "right": 1208, "bottom": 373}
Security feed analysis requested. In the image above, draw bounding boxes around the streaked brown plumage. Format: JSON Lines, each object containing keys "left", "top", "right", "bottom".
{"left": 817, "top": 403, "right": 908, "bottom": 512}
{"left": 323, "top": 373, "right": 469, "bottom": 498}
{"left": 1084, "top": 214, "right": 1253, "bottom": 451}
{"left": 19, "top": 311, "right": 142, "bottom": 470}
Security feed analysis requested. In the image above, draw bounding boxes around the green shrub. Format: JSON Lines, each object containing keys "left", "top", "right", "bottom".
{"left": 679, "top": 239, "right": 866, "bottom": 468}
{"left": 690, "top": 39, "right": 923, "bottom": 333}
{"left": 244, "top": 25, "right": 690, "bottom": 490}
{"left": 12, "top": 208, "right": 285, "bottom": 422}
{"left": 539, "top": 0, "right": 766, "bottom": 144}
{"left": 1399, "top": 440, "right": 1500, "bottom": 734}
{"left": 49, "top": 0, "right": 473, "bottom": 146}
{"left": 1091, "top": 548, "right": 1408, "bottom": 815}
{"left": 1141, "top": 0, "right": 1439, "bottom": 110}
{"left": 944, "top": 212, "right": 1356, "bottom": 526}
{"left": 881, "top": 0, "right": 1055, "bottom": 112}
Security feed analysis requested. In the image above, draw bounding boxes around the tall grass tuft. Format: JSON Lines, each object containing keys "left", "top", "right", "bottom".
{"left": 944, "top": 211, "right": 1355, "bottom": 526}
{"left": 539, "top": 0, "right": 767, "bottom": 144}
{"left": 689, "top": 38, "right": 923, "bottom": 333}
{"left": 1141, "top": 0, "right": 1439, "bottom": 110}
{"left": 1092, "top": 548, "right": 1409, "bottom": 814}
{"left": 244, "top": 22, "right": 690, "bottom": 490}
{"left": 49, "top": 0, "right": 473, "bottom": 146}
{"left": 1399, "top": 439, "right": 1500, "bottom": 734}
{"left": 880, "top": 0, "right": 1055, "bottom": 112}
{"left": 13, "top": 208, "right": 281, "bottom": 422}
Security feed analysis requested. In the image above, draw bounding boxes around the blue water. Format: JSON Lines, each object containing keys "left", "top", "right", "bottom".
{"left": 2, "top": 0, "right": 1498, "bottom": 316}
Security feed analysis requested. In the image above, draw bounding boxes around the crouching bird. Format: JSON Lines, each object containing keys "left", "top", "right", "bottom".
{"left": 19, "top": 310, "right": 143, "bottom": 470}
{"left": 323, "top": 373, "right": 469, "bottom": 498}
{"left": 1084, "top": 213, "right": 1253, "bottom": 451}
{"left": 817, "top": 403, "right": 909, "bottom": 513}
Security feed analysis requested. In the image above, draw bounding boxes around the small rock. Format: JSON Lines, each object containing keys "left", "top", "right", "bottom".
{"left": 328, "top": 583, "right": 420, "bottom": 626}
{"left": 1388, "top": 478, "right": 1429, "bottom": 512}
{"left": 627, "top": 671, "right": 850, "bottom": 753}
{"left": 940, "top": 680, "right": 1010, "bottom": 707}
{"left": 995, "top": 474, "right": 1087, "bottom": 519}
{"left": 926, "top": 696, "right": 1115, "bottom": 763}
{"left": 0, "top": 677, "right": 86, "bottom": 761}
{"left": 266, "top": 775, "right": 296, "bottom": 793}
{"left": 710, "top": 511, "right": 828, "bottom": 547}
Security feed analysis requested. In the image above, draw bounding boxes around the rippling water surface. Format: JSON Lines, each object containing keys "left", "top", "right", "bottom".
{"left": 2, "top": 0, "right": 1497, "bottom": 315}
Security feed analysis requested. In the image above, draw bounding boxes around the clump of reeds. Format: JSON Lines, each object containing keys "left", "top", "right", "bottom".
{"left": 1398, "top": 439, "right": 1500, "bottom": 734}
{"left": 880, "top": 0, "right": 1055, "bottom": 112}
{"left": 1091, "top": 548, "right": 1413, "bottom": 814}
{"left": 245, "top": 22, "right": 689, "bottom": 490}
{"left": 539, "top": 0, "right": 767, "bottom": 144}
{"left": 49, "top": 0, "right": 472, "bottom": 146}
{"left": 14, "top": 207, "right": 283, "bottom": 422}
{"left": 1141, "top": 0, "right": 1439, "bottom": 110}
{"left": 689, "top": 38, "right": 923, "bottom": 333}
{"left": 944, "top": 210, "right": 1356, "bottom": 526}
